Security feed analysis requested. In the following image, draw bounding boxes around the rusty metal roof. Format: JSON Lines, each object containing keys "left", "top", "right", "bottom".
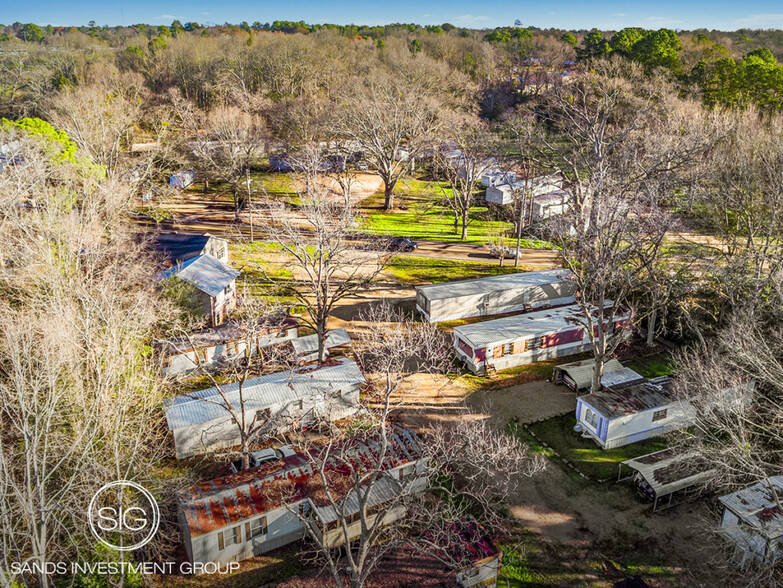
{"left": 719, "top": 476, "right": 783, "bottom": 540}
{"left": 178, "top": 426, "right": 425, "bottom": 537}
{"left": 582, "top": 376, "right": 674, "bottom": 418}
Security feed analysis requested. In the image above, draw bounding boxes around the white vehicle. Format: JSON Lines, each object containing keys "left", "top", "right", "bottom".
{"left": 229, "top": 445, "right": 296, "bottom": 473}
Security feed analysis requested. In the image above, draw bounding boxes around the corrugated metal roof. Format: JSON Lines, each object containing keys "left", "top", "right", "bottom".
{"left": 163, "top": 357, "right": 365, "bottom": 430}
{"left": 454, "top": 301, "right": 619, "bottom": 348}
{"left": 582, "top": 376, "right": 673, "bottom": 418}
{"left": 291, "top": 328, "right": 352, "bottom": 355}
{"left": 316, "top": 475, "right": 402, "bottom": 524}
{"left": 177, "top": 425, "right": 425, "bottom": 537}
{"left": 174, "top": 254, "right": 239, "bottom": 298}
{"left": 600, "top": 367, "right": 645, "bottom": 388}
{"left": 417, "top": 268, "right": 573, "bottom": 302}
{"left": 622, "top": 448, "right": 716, "bottom": 497}
{"left": 719, "top": 476, "right": 783, "bottom": 540}
{"left": 555, "top": 358, "right": 624, "bottom": 388}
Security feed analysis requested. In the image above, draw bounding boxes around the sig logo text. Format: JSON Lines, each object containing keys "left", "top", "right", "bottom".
{"left": 88, "top": 481, "right": 160, "bottom": 551}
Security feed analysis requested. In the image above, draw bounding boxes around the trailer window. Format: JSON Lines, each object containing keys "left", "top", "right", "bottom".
{"left": 652, "top": 409, "right": 668, "bottom": 422}
{"left": 585, "top": 408, "right": 598, "bottom": 428}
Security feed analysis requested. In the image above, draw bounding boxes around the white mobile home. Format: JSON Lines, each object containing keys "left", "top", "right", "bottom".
{"left": 575, "top": 372, "right": 695, "bottom": 449}
{"left": 530, "top": 190, "right": 572, "bottom": 220}
{"left": 718, "top": 476, "right": 783, "bottom": 567}
{"left": 159, "top": 317, "right": 299, "bottom": 377}
{"left": 416, "top": 269, "right": 576, "bottom": 324}
{"left": 453, "top": 302, "right": 630, "bottom": 374}
{"left": 481, "top": 171, "right": 516, "bottom": 188}
{"left": 178, "top": 426, "right": 426, "bottom": 569}
{"left": 164, "top": 358, "right": 364, "bottom": 459}
{"left": 484, "top": 173, "right": 565, "bottom": 206}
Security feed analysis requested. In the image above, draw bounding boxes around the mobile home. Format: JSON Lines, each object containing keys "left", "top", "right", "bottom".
{"left": 718, "top": 476, "right": 783, "bottom": 567}
{"left": 453, "top": 302, "right": 630, "bottom": 374}
{"left": 159, "top": 317, "right": 299, "bottom": 377}
{"left": 416, "top": 268, "right": 576, "bottom": 324}
{"left": 178, "top": 426, "right": 426, "bottom": 568}
{"left": 575, "top": 371, "right": 694, "bottom": 449}
{"left": 164, "top": 357, "right": 364, "bottom": 459}
{"left": 484, "top": 173, "right": 565, "bottom": 206}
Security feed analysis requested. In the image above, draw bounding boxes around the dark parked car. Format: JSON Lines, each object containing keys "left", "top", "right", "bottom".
{"left": 387, "top": 237, "right": 418, "bottom": 252}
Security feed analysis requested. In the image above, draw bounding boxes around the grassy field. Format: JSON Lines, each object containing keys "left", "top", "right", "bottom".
{"left": 385, "top": 255, "right": 526, "bottom": 285}
{"left": 359, "top": 179, "right": 552, "bottom": 248}
{"left": 515, "top": 413, "right": 668, "bottom": 482}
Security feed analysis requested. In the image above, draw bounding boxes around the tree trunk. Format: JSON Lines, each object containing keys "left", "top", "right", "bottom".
{"left": 646, "top": 307, "right": 657, "bottom": 346}
{"left": 591, "top": 354, "right": 605, "bottom": 394}
{"left": 383, "top": 178, "right": 397, "bottom": 210}
{"left": 317, "top": 318, "right": 328, "bottom": 364}
{"left": 461, "top": 210, "right": 469, "bottom": 240}
{"left": 515, "top": 197, "right": 525, "bottom": 268}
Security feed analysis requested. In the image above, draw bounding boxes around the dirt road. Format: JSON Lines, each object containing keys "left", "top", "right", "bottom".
{"left": 400, "top": 240, "right": 562, "bottom": 267}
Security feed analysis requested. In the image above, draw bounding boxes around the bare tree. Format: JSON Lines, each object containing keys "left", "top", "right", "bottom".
{"left": 259, "top": 188, "right": 386, "bottom": 363}
{"left": 281, "top": 303, "right": 543, "bottom": 588}
{"left": 434, "top": 112, "right": 497, "bottom": 240}
{"left": 337, "top": 81, "right": 440, "bottom": 210}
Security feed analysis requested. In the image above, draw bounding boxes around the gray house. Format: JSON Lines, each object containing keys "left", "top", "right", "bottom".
{"left": 416, "top": 269, "right": 576, "bottom": 324}
{"left": 484, "top": 173, "right": 565, "bottom": 206}
{"left": 167, "top": 254, "right": 240, "bottom": 326}
{"left": 164, "top": 357, "right": 365, "bottom": 459}
{"left": 453, "top": 302, "right": 631, "bottom": 374}
{"left": 159, "top": 317, "right": 299, "bottom": 377}
{"left": 177, "top": 426, "right": 427, "bottom": 569}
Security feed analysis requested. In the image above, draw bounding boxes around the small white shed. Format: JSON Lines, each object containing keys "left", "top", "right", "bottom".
{"left": 552, "top": 358, "right": 624, "bottom": 391}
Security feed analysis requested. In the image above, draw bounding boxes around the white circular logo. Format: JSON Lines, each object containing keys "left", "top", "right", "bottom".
{"left": 88, "top": 480, "right": 160, "bottom": 552}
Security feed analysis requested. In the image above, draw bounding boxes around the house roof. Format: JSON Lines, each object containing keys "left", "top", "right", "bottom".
{"left": 417, "top": 268, "right": 573, "bottom": 302}
{"left": 454, "top": 302, "right": 619, "bottom": 349}
{"left": 163, "top": 357, "right": 365, "bottom": 430}
{"left": 582, "top": 376, "right": 674, "bottom": 419}
{"left": 621, "top": 448, "right": 716, "bottom": 498}
{"left": 149, "top": 232, "right": 218, "bottom": 265}
{"left": 171, "top": 254, "right": 239, "bottom": 298}
{"left": 177, "top": 425, "right": 425, "bottom": 537}
{"left": 532, "top": 190, "right": 571, "bottom": 206}
{"left": 719, "top": 476, "right": 783, "bottom": 540}
{"left": 160, "top": 316, "right": 298, "bottom": 355}
{"left": 290, "top": 328, "right": 352, "bottom": 356}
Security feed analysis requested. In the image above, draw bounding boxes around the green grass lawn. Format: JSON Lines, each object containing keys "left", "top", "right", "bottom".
{"left": 515, "top": 413, "right": 668, "bottom": 482}
{"left": 385, "top": 255, "right": 525, "bottom": 285}
{"left": 360, "top": 179, "right": 553, "bottom": 248}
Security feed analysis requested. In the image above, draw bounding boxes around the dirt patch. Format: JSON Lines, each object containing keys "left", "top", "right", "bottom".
{"left": 466, "top": 379, "right": 577, "bottom": 425}
{"left": 403, "top": 240, "right": 562, "bottom": 267}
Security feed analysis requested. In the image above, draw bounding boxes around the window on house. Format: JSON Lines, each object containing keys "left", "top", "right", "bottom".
{"left": 503, "top": 342, "right": 513, "bottom": 356}
{"left": 652, "top": 409, "right": 668, "bottom": 422}
{"left": 585, "top": 408, "right": 598, "bottom": 428}
{"left": 276, "top": 330, "right": 288, "bottom": 338}
{"left": 246, "top": 517, "right": 267, "bottom": 539}
{"left": 231, "top": 525, "right": 241, "bottom": 545}
{"left": 255, "top": 408, "right": 271, "bottom": 423}
{"left": 218, "top": 531, "right": 225, "bottom": 550}
{"left": 292, "top": 399, "right": 303, "bottom": 411}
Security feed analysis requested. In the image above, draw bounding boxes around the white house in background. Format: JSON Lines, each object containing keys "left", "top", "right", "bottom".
{"left": 718, "top": 476, "right": 783, "bottom": 567}
{"left": 575, "top": 370, "right": 694, "bottom": 449}
{"left": 481, "top": 171, "right": 517, "bottom": 188}
{"left": 159, "top": 317, "right": 299, "bottom": 377}
{"left": 163, "top": 254, "right": 240, "bottom": 327}
{"left": 416, "top": 268, "right": 576, "bottom": 324}
{"left": 453, "top": 302, "right": 630, "bottom": 375}
{"left": 177, "top": 426, "right": 426, "bottom": 569}
{"left": 170, "top": 169, "right": 196, "bottom": 189}
{"left": 164, "top": 357, "right": 364, "bottom": 459}
{"left": 484, "top": 173, "right": 565, "bottom": 206}
{"left": 529, "top": 190, "right": 572, "bottom": 220}
{"left": 290, "top": 327, "right": 352, "bottom": 364}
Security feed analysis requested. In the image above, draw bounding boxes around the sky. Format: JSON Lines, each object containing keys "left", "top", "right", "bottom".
{"left": 2, "top": 0, "right": 783, "bottom": 31}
